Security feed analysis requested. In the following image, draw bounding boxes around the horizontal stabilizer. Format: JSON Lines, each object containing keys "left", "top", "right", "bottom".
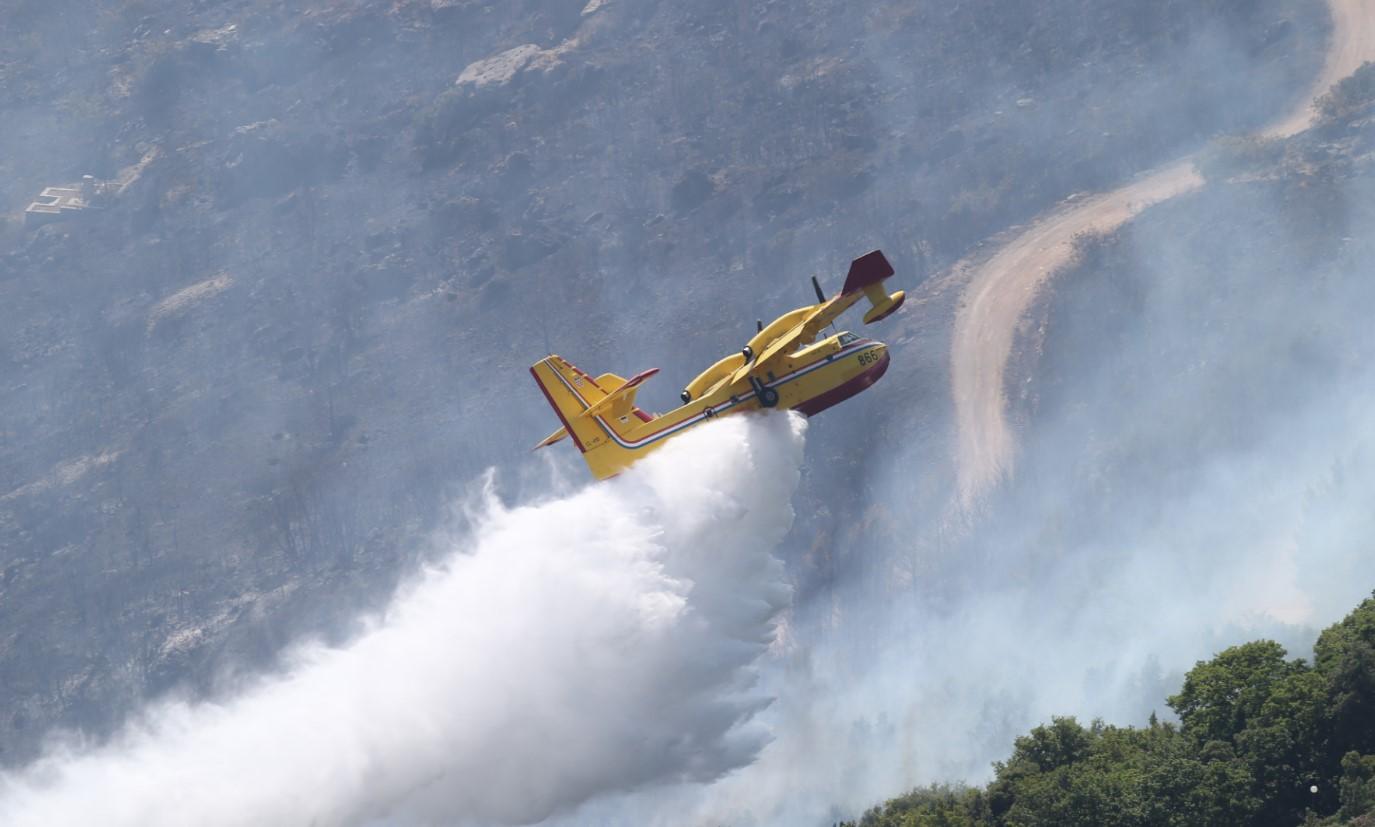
{"left": 862, "top": 285, "right": 906, "bottom": 324}
{"left": 580, "top": 367, "right": 660, "bottom": 418}
{"left": 841, "top": 250, "right": 895, "bottom": 295}
{"left": 532, "top": 426, "right": 569, "bottom": 451}
{"left": 529, "top": 354, "right": 659, "bottom": 478}
{"left": 595, "top": 373, "right": 627, "bottom": 392}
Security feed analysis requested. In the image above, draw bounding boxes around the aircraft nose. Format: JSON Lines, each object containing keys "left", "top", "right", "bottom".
{"left": 868, "top": 341, "right": 891, "bottom": 376}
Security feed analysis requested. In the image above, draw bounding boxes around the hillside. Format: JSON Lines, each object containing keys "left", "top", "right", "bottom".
{"left": 0, "top": 0, "right": 1329, "bottom": 769}
{"left": 948, "top": 0, "right": 1375, "bottom": 503}
{"left": 845, "top": 591, "right": 1375, "bottom": 827}
{"left": 998, "top": 62, "right": 1375, "bottom": 622}
{"left": 841, "top": 62, "right": 1375, "bottom": 827}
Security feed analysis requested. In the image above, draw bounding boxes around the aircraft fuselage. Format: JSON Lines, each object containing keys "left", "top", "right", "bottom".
{"left": 538, "top": 332, "right": 889, "bottom": 477}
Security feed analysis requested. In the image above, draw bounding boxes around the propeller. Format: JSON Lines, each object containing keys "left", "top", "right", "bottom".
{"left": 813, "top": 275, "right": 839, "bottom": 336}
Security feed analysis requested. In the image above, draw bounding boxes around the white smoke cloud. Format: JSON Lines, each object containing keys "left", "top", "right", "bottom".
{"left": 0, "top": 414, "right": 807, "bottom": 827}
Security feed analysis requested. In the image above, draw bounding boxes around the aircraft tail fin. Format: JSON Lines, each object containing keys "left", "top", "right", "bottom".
{"left": 841, "top": 250, "right": 905, "bottom": 324}
{"left": 529, "top": 355, "right": 659, "bottom": 478}
{"left": 841, "top": 250, "right": 895, "bottom": 295}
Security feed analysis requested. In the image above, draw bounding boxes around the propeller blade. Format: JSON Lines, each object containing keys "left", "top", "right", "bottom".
{"left": 756, "top": 319, "right": 763, "bottom": 332}
{"left": 811, "top": 275, "right": 826, "bottom": 304}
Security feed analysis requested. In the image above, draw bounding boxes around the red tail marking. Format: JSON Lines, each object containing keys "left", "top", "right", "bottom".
{"left": 529, "top": 364, "right": 587, "bottom": 453}
{"left": 841, "top": 250, "right": 894, "bottom": 295}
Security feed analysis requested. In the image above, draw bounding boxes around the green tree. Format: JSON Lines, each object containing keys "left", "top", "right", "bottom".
{"left": 844, "top": 784, "right": 989, "bottom": 827}
{"left": 1140, "top": 726, "right": 1258, "bottom": 826}
{"left": 1168, "top": 641, "right": 1307, "bottom": 746}
{"left": 849, "top": 594, "right": 1375, "bottom": 827}
{"left": 1237, "top": 668, "right": 1333, "bottom": 818}
{"left": 1337, "top": 752, "right": 1375, "bottom": 821}
{"left": 987, "top": 717, "right": 1095, "bottom": 822}
{"left": 1314, "top": 594, "right": 1375, "bottom": 759}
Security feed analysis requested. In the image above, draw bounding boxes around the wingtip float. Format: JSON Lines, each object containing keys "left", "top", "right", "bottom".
{"left": 530, "top": 250, "right": 904, "bottom": 479}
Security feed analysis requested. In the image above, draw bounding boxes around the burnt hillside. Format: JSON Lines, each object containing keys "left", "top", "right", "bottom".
{"left": 0, "top": 0, "right": 1327, "bottom": 767}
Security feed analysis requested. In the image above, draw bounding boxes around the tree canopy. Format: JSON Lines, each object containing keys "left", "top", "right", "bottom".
{"left": 845, "top": 593, "right": 1375, "bottom": 827}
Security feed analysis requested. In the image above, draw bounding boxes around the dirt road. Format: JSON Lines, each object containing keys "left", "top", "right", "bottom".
{"left": 950, "top": 161, "right": 1203, "bottom": 503}
{"left": 950, "top": 0, "right": 1375, "bottom": 506}
{"left": 1266, "top": 0, "right": 1375, "bottom": 138}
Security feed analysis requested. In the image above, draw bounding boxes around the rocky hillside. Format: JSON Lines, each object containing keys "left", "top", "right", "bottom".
{"left": 999, "top": 62, "right": 1375, "bottom": 618}
{"left": 839, "top": 72, "right": 1375, "bottom": 826}
{"left": 0, "top": 0, "right": 1326, "bottom": 765}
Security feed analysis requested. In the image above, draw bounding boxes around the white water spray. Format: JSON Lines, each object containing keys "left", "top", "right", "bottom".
{"left": 0, "top": 414, "right": 806, "bottom": 827}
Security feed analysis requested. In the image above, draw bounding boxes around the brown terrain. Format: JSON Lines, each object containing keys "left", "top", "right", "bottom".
{"left": 0, "top": 0, "right": 1339, "bottom": 775}
{"left": 949, "top": 0, "right": 1375, "bottom": 506}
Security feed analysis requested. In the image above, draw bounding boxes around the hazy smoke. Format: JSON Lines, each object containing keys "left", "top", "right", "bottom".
{"left": 0, "top": 415, "right": 806, "bottom": 827}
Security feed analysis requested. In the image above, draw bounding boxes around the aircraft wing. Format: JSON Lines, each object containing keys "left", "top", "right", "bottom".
{"left": 729, "top": 303, "right": 834, "bottom": 382}
{"left": 727, "top": 251, "right": 898, "bottom": 384}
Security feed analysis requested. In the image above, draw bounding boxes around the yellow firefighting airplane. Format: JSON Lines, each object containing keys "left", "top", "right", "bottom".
{"left": 530, "top": 250, "right": 904, "bottom": 479}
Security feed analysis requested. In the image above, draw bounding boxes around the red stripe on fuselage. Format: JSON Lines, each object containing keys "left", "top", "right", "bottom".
{"left": 529, "top": 363, "right": 587, "bottom": 453}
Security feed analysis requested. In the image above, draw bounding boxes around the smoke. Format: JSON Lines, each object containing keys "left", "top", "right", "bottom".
{"left": 0, "top": 414, "right": 805, "bottom": 827}
{"left": 0, "top": 1, "right": 1352, "bottom": 824}
{"left": 634, "top": 133, "right": 1375, "bottom": 827}
{"left": 550, "top": 39, "right": 1375, "bottom": 827}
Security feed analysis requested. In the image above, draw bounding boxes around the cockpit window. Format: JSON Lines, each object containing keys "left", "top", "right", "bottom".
{"left": 837, "top": 331, "right": 859, "bottom": 345}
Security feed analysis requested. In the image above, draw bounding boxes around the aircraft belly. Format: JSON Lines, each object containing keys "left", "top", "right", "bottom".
{"left": 793, "top": 349, "right": 890, "bottom": 417}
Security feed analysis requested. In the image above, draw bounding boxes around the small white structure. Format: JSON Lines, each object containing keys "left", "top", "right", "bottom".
{"left": 24, "top": 185, "right": 89, "bottom": 227}
{"left": 23, "top": 150, "right": 159, "bottom": 228}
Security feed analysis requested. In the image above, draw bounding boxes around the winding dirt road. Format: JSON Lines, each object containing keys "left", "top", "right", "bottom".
{"left": 1266, "top": 0, "right": 1375, "bottom": 139}
{"left": 950, "top": 0, "right": 1375, "bottom": 506}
